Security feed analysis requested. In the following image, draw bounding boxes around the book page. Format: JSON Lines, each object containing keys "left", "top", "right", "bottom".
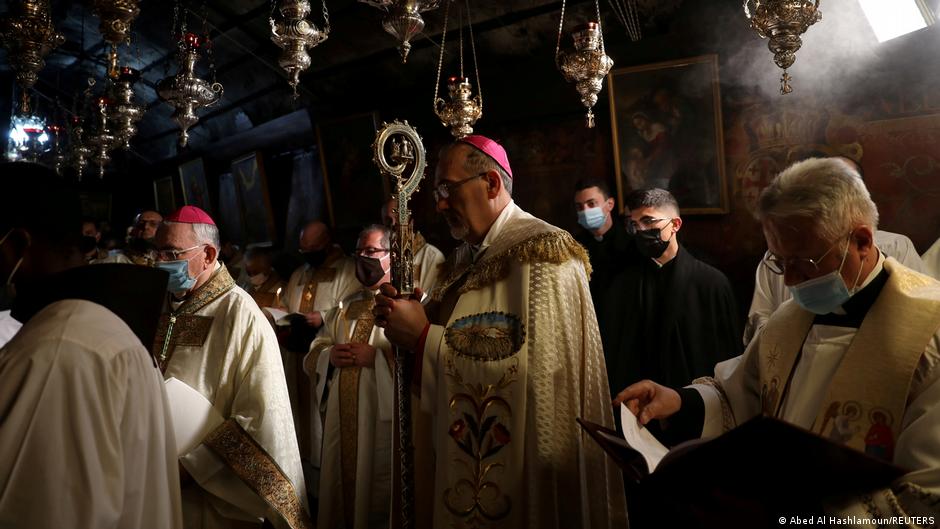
{"left": 620, "top": 403, "right": 669, "bottom": 473}
{"left": 262, "top": 307, "right": 297, "bottom": 326}
{"left": 164, "top": 377, "right": 224, "bottom": 456}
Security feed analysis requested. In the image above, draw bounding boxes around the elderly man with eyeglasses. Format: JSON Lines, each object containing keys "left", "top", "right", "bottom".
{"left": 152, "top": 205, "right": 312, "bottom": 529}
{"left": 373, "top": 135, "right": 628, "bottom": 528}
{"left": 303, "top": 224, "right": 398, "bottom": 529}
{"left": 598, "top": 188, "right": 741, "bottom": 419}
{"left": 743, "top": 156, "right": 928, "bottom": 346}
{"left": 615, "top": 157, "right": 940, "bottom": 524}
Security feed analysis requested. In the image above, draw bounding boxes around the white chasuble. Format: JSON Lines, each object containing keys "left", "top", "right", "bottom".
{"left": 283, "top": 246, "right": 359, "bottom": 469}
{"left": 693, "top": 255, "right": 940, "bottom": 525}
{"left": 418, "top": 202, "right": 629, "bottom": 529}
{"left": 305, "top": 289, "right": 394, "bottom": 529}
{"left": 154, "top": 264, "right": 311, "bottom": 529}
{"left": 0, "top": 300, "right": 182, "bottom": 528}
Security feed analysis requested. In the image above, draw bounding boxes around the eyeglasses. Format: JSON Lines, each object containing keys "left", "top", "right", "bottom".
{"left": 626, "top": 217, "right": 672, "bottom": 235}
{"left": 762, "top": 235, "right": 848, "bottom": 275}
{"left": 355, "top": 247, "right": 390, "bottom": 258}
{"left": 432, "top": 172, "right": 487, "bottom": 201}
{"left": 155, "top": 244, "right": 205, "bottom": 261}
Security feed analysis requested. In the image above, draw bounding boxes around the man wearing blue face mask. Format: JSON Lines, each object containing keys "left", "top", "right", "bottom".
{"left": 153, "top": 206, "right": 312, "bottom": 529}
{"left": 572, "top": 178, "right": 636, "bottom": 309}
{"left": 615, "top": 158, "right": 940, "bottom": 524}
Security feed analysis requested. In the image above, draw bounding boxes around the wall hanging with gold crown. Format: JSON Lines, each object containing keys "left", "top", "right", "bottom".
{"left": 743, "top": 0, "right": 822, "bottom": 95}
{"left": 158, "top": 1, "right": 223, "bottom": 148}
{"left": 269, "top": 0, "right": 330, "bottom": 97}
{"left": 359, "top": 0, "right": 440, "bottom": 63}
{"left": 432, "top": 0, "right": 482, "bottom": 139}
{"left": 555, "top": 0, "right": 614, "bottom": 128}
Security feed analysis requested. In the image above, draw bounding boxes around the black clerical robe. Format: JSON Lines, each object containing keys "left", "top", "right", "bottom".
{"left": 576, "top": 215, "right": 638, "bottom": 308}
{"left": 600, "top": 244, "right": 741, "bottom": 397}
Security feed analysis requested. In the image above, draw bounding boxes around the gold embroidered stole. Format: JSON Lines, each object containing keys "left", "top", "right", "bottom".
{"left": 204, "top": 419, "right": 313, "bottom": 529}
{"left": 413, "top": 232, "right": 427, "bottom": 284}
{"left": 250, "top": 274, "right": 281, "bottom": 308}
{"left": 298, "top": 248, "right": 343, "bottom": 313}
{"left": 153, "top": 264, "right": 236, "bottom": 372}
{"left": 758, "top": 259, "right": 940, "bottom": 459}
{"left": 338, "top": 297, "right": 376, "bottom": 528}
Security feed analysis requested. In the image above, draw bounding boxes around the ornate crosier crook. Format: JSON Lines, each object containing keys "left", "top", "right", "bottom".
{"left": 372, "top": 120, "right": 427, "bottom": 529}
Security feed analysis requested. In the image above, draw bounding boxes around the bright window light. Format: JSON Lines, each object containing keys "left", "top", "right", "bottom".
{"left": 858, "top": 0, "right": 936, "bottom": 42}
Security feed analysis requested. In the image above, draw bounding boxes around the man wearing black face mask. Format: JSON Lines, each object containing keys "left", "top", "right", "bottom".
{"left": 600, "top": 188, "right": 741, "bottom": 403}
{"left": 279, "top": 219, "right": 357, "bottom": 491}
{"left": 80, "top": 217, "right": 104, "bottom": 262}
{"left": 303, "top": 224, "right": 395, "bottom": 529}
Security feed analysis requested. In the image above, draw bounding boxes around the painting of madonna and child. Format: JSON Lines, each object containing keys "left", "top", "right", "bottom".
{"left": 608, "top": 54, "right": 728, "bottom": 214}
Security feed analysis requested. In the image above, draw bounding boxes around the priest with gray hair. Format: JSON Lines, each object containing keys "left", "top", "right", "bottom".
{"left": 153, "top": 205, "right": 311, "bottom": 529}
{"left": 615, "top": 157, "right": 940, "bottom": 525}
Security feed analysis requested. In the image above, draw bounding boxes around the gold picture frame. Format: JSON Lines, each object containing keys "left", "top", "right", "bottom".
{"left": 608, "top": 54, "right": 728, "bottom": 214}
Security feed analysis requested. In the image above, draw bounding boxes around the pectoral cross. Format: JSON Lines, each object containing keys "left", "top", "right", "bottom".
{"left": 153, "top": 314, "right": 214, "bottom": 372}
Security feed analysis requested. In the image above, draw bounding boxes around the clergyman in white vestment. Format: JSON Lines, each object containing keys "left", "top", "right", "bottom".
{"left": 154, "top": 206, "right": 311, "bottom": 529}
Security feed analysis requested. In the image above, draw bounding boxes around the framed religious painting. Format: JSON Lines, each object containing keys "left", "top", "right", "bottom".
{"left": 231, "top": 152, "right": 276, "bottom": 245}
{"left": 608, "top": 54, "right": 729, "bottom": 214}
{"left": 153, "top": 176, "right": 176, "bottom": 214}
{"left": 178, "top": 158, "right": 213, "bottom": 216}
{"left": 316, "top": 112, "right": 388, "bottom": 236}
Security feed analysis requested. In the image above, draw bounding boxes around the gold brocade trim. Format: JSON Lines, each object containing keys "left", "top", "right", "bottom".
{"left": 442, "top": 358, "right": 517, "bottom": 522}
{"left": 434, "top": 231, "right": 591, "bottom": 300}
{"left": 297, "top": 247, "right": 344, "bottom": 313}
{"left": 153, "top": 314, "right": 213, "bottom": 372}
{"left": 203, "top": 419, "right": 313, "bottom": 529}
{"left": 338, "top": 364, "right": 361, "bottom": 529}
{"left": 413, "top": 232, "right": 427, "bottom": 254}
{"left": 691, "top": 376, "right": 736, "bottom": 432}
{"left": 337, "top": 304, "right": 376, "bottom": 528}
{"left": 152, "top": 264, "right": 236, "bottom": 372}
{"left": 252, "top": 291, "right": 277, "bottom": 308}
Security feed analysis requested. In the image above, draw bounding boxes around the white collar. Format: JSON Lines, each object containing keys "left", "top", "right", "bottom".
{"left": 471, "top": 200, "right": 516, "bottom": 262}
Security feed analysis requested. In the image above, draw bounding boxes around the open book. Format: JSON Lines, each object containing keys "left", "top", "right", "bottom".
{"left": 262, "top": 307, "right": 304, "bottom": 326}
{"left": 580, "top": 405, "right": 905, "bottom": 525}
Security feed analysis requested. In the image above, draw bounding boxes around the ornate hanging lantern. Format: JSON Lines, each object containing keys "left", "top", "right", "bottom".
{"left": 270, "top": 0, "right": 330, "bottom": 97}
{"left": 85, "top": 96, "right": 118, "bottom": 179}
{"left": 555, "top": 0, "right": 614, "bottom": 128}
{"left": 432, "top": 0, "right": 482, "bottom": 139}
{"left": 91, "top": 0, "right": 141, "bottom": 78}
{"left": 0, "top": 0, "right": 65, "bottom": 114}
{"left": 46, "top": 122, "right": 66, "bottom": 174}
{"left": 109, "top": 66, "right": 144, "bottom": 149}
{"left": 744, "top": 0, "right": 822, "bottom": 95}
{"left": 68, "top": 115, "right": 93, "bottom": 180}
{"left": 158, "top": 32, "right": 224, "bottom": 147}
{"left": 360, "top": 0, "right": 441, "bottom": 63}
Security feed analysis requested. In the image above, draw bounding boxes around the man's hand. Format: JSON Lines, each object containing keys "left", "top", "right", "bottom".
{"left": 373, "top": 283, "right": 428, "bottom": 350}
{"left": 613, "top": 379, "right": 682, "bottom": 425}
{"left": 329, "top": 343, "right": 378, "bottom": 368}
{"left": 304, "top": 311, "right": 323, "bottom": 328}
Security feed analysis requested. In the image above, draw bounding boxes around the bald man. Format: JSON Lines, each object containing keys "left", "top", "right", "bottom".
{"left": 280, "top": 220, "right": 357, "bottom": 492}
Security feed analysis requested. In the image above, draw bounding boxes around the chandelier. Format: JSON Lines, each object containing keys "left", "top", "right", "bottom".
{"left": 0, "top": 0, "right": 65, "bottom": 114}
{"left": 744, "top": 0, "right": 822, "bottom": 95}
{"left": 158, "top": 32, "right": 224, "bottom": 147}
{"left": 5, "top": 113, "right": 51, "bottom": 162}
{"left": 91, "top": 0, "right": 141, "bottom": 78}
{"left": 85, "top": 96, "right": 119, "bottom": 179}
{"left": 555, "top": 0, "right": 614, "bottom": 128}
{"left": 432, "top": 0, "right": 482, "bottom": 139}
{"left": 270, "top": 0, "right": 330, "bottom": 97}
{"left": 68, "top": 115, "right": 93, "bottom": 180}
{"left": 360, "top": 0, "right": 441, "bottom": 63}
{"left": 109, "top": 66, "right": 144, "bottom": 149}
